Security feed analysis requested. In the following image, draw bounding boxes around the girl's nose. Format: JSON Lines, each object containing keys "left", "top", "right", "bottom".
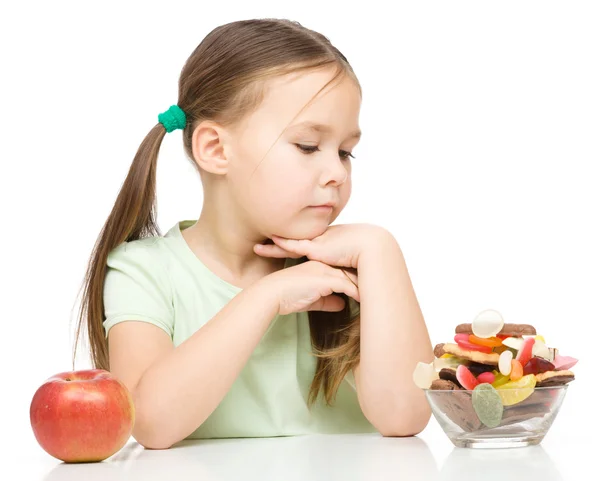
{"left": 321, "top": 155, "right": 348, "bottom": 186}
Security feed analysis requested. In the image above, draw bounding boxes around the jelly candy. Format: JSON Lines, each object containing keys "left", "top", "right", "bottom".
{"left": 523, "top": 356, "right": 555, "bottom": 376}
{"left": 552, "top": 354, "right": 578, "bottom": 371}
{"left": 532, "top": 339, "right": 551, "bottom": 360}
{"left": 457, "top": 339, "right": 493, "bottom": 353}
{"left": 472, "top": 383, "right": 504, "bottom": 428}
{"left": 491, "top": 373, "right": 511, "bottom": 387}
{"left": 433, "top": 356, "right": 463, "bottom": 371}
{"left": 472, "top": 309, "right": 505, "bottom": 338}
{"left": 502, "top": 336, "right": 524, "bottom": 351}
{"left": 477, "top": 372, "right": 496, "bottom": 384}
{"left": 440, "top": 353, "right": 456, "bottom": 359}
{"left": 510, "top": 359, "right": 523, "bottom": 381}
{"left": 413, "top": 361, "right": 439, "bottom": 389}
{"left": 468, "top": 335, "right": 503, "bottom": 348}
{"left": 454, "top": 333, "right": 470, "bottom": 343}
{"left": 534, "top": 335, "right": 546, "bottom": 343}
{"left": 456, "top": 364, "right": 479, "bottom": 390}
{"left": 499, "top": 350, "right": 513, "bottom": 376}
{"left": 516, "top": 337, "right": 535, "bottom": 366}
{"left": 495, "top": 374, "right": 536, "bottom": 406}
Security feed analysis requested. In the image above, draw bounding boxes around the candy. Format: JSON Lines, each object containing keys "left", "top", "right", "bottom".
{"left": 468, "top": 335, "right": 503, "bottom": 348}
{"left": 477, "top": 372, "right": 496, "bottom": 384}
{"left": 516, "top": 337, "right": 535, "bottom": 367}
{"left": 534, "top": 335, "right": 546, "bottom": 343}
{"left": 552, "top": 354, "right": 579, "bottom": 371}
{"left": 472, "top": 383, "right": 504, "bottom": 428}
{"left": 495, "top": 374, "right": 536, "bottom": 406}
{"left": 499, "top": 350, "right": 514, "bottom": 376}
{"left": 456, "top": 339, "right": 493, "bottom": 353}
{"left": 510, "top": 359, "right": 523, "bottom": 381}
{"left": 433, "top": 356, "right": 463, "bottom": 371}
{"left": 454, "top": 333, "right": 470, "bottom": 343}
{"left": 472, "top": 309, "right": 505, "bottom": 338}
{"left": 491, "top": 373, "right": 511, "bottom": 387}
{"left": 532, "top": 339, "right": 551, "bottom": 360}
{"left": 413, "top": 361, "right": 439, "bottom": 389}
{"left": 456, "top": 364, "right": 479, "bottom": 390}
{"left": 502, "top": 337, "right": 524, "bottom": 351}
{"left": 440, "top": 353, "right": 456, "bottom": 359}
{"left": 523, "top": 356, "right": 555, "bottom": 376}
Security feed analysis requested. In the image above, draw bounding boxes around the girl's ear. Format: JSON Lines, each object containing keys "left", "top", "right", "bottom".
{"left": 191, "top": 120, "right": 230, "bottom": 175}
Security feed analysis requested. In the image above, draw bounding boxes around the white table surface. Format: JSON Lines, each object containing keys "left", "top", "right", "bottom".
{"left": 7, "top": 397, "right": 596, "bottom": 481}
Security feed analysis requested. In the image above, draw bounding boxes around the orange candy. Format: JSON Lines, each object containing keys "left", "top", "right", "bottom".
{"left": 468, "top": 334, "right": 503, "bottom": 348}
{"left": 510, "top": 359, "right": 523, "bottom": 381}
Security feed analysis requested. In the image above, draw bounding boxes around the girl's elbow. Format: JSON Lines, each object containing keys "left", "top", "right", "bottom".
{"left": 377, "top": 404, "right": 433, "bottom": 437}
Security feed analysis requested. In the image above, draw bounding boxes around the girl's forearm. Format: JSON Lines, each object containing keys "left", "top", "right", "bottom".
{"left": 355, "top": 232, "right": 434, "bottom": 435}
{"left": 132, "top": 278, "right": 279, "bottom": 449}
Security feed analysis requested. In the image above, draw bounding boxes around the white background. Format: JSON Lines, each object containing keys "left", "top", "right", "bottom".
{"left": 1, "top": 1, "right": 598, "bottom": 478}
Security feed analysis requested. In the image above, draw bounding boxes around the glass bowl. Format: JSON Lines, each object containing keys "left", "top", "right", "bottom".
{"left": 424, "top": 384, "right": 569, "bottom": 449}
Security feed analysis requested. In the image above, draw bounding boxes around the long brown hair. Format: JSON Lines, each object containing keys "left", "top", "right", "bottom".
{"left": 72, "top": 18, "right": 362, "bottom": 408}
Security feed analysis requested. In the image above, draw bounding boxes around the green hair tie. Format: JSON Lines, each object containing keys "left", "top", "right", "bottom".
{"left": 158, "top": 104, "right": 187, "bottom": 132}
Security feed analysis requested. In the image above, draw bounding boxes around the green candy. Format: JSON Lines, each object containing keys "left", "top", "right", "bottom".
{"left": 472, "top": 383, "right": 504, "bottom": 428}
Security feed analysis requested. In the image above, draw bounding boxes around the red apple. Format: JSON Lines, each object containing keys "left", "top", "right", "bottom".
{"left": 30, "top": 369, "right": 135, "bottom": 463}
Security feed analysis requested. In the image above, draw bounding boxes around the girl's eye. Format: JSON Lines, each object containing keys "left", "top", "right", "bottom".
{"left": 295, "top": 144, "right": 355, "bottom": 160}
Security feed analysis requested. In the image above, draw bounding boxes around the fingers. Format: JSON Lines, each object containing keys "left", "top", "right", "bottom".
{"left": 253, "top": 243, "right": 303, "bottom": 259}
{"left": 307, "top": 294, "right": 346, "bottom": 312}
{"left": 326, "top": 267, "right": 361, "bottom": 303}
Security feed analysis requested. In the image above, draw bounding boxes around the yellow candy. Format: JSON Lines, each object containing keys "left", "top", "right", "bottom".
{"left": 535, "top": 335, "right": 546, "bottom": 343}
{"left": 440, "top": 353, "right": 455, "bottom": 358}
{"left": 495, "top": 374, "right": 536, "bottom": 406}
{"left": 491, "top": 373, "right": 511, "bottom": 387}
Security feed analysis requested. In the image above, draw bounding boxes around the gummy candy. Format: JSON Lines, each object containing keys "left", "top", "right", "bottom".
{"left": 440, "top": 353, "right": 455, "bottom": 359}
{"left": 516, "top": 337, "right": 535, "bottom": 367}
{"left": 499, "top": 350, "right": 513, "bottom": 376}
{"left": 471, "top": 309, "right": 505, "bottom": 338}
{"left": 502, "top": 337, "right": 524, "bottom": 351}
{"left": 495, "top": 374, "right": 536, "bottom": 406}
{"left": 552, "top": 354, "right": 578, "bottom": 371}
{"left": 413, "top": 361, "right": 439, "bottom": 389}
{"left": 491, "top": 372, "right": 511, "bottom": 387}
{"left": 457, "top": 339, "right": 493, "bottom": 353}
{"left": 477, "top": 372, "right": 496, "bottom": 384}
{"left": 510, "top": 359, "right": 523, "bottom": 381}
{"left": 532, "top": 339, "right": 551, "bottom": 360}
{"left": 535, "top": 335, "right": 546, "bottom": 343}
{"left": 472, "top": 383, "right": 504, "bottom": 428}
{"left": 456, "top": 364, "right": 479, "bottom": 390}
{"left": 468, "top": 335, "right": 503, "bottom": 348}
{"left": 523, "top": 356, "right": 555, "bottom": 376}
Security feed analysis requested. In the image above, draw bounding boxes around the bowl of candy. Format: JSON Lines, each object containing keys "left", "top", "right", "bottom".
{"left": 414, "top": 309, "right": 577, "bottom": 449}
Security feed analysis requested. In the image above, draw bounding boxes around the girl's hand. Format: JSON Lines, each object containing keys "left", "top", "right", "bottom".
{"left": 254, "top": 223, "right": 390, "bottom": 270}
{"left": 261, "top": 260, "right": 360, "bottom": 316}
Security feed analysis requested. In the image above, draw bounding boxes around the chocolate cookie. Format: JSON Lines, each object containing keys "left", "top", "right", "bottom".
{"left": 430, "top": 379, "right": 462, "bottom": 390}
{"left": 455, "top": 323, "right": 537, "bottom": 337}
{"left": 438, "top": 368, "right": 459, "bottom": 385}
{"left": 535, "top": 370, "right": 575, "bottom": 387}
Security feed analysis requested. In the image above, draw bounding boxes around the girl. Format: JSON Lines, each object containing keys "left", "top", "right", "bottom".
{"left": 72, "top": 18, "right": 433, "bottom": 449}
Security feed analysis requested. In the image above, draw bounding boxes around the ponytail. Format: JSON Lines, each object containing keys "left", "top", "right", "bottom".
{"left": 71, "top": 123, "right": 167, "bottom": 370}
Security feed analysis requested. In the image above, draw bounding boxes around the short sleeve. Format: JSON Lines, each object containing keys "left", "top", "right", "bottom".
{"left": 102, "top": 239, "right": 174, "bottom": 340}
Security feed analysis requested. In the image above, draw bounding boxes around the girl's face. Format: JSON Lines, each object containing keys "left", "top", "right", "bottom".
{"left": 227, "top": 68, "right": 362, "bottom": 240}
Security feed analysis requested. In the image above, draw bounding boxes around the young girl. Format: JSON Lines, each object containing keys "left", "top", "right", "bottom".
{"left": 72, "top": 18, "right": 433, "bottom": 449}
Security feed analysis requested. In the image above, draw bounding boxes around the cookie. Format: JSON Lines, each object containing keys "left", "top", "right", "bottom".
{"left": 438, "top": 368, "right": 459, "bottom": 385}
{"left": 455, "top": 323, "right": 537, "bottom": 337}
{"left": 433, "top": 391, "right": 483, "bottom": 432}
{"left": 430, "top": 379, "right": 462, "bottom": 390}
{"left": 436, "top": 343, "right": 500, "bottom": 366}
{"left": 535, "top": 370, "right": 575, "bottom": 387}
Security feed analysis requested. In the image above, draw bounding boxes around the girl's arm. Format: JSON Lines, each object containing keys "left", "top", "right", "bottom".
{"left": 353, "top": 232, "right": 434, "bottom": 436}
{"left": 117, "top": 279, "right": 279, "bottom": 449}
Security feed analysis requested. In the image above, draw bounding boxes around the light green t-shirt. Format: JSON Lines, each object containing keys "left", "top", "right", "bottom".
{"left": 102, "top": 219, "right": 378, "bottom": 439}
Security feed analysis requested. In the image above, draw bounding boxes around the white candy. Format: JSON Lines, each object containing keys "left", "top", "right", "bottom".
{"left": 499, "top": 350, "right": 514, "bottom": 376}
{"left": 433, "top": 356, "right": 462, "bottom": 371}
{"left": 532, "top": 339, "right": 551, "bottom": 360}
{"left": 502, "top": 337, "right": 524, "bottom": 350}
{"left": 472, "top": 309, "right": 505, "bottom": 338}
{"left": 413, "top": 361, "right": 440, "bottom": 389}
